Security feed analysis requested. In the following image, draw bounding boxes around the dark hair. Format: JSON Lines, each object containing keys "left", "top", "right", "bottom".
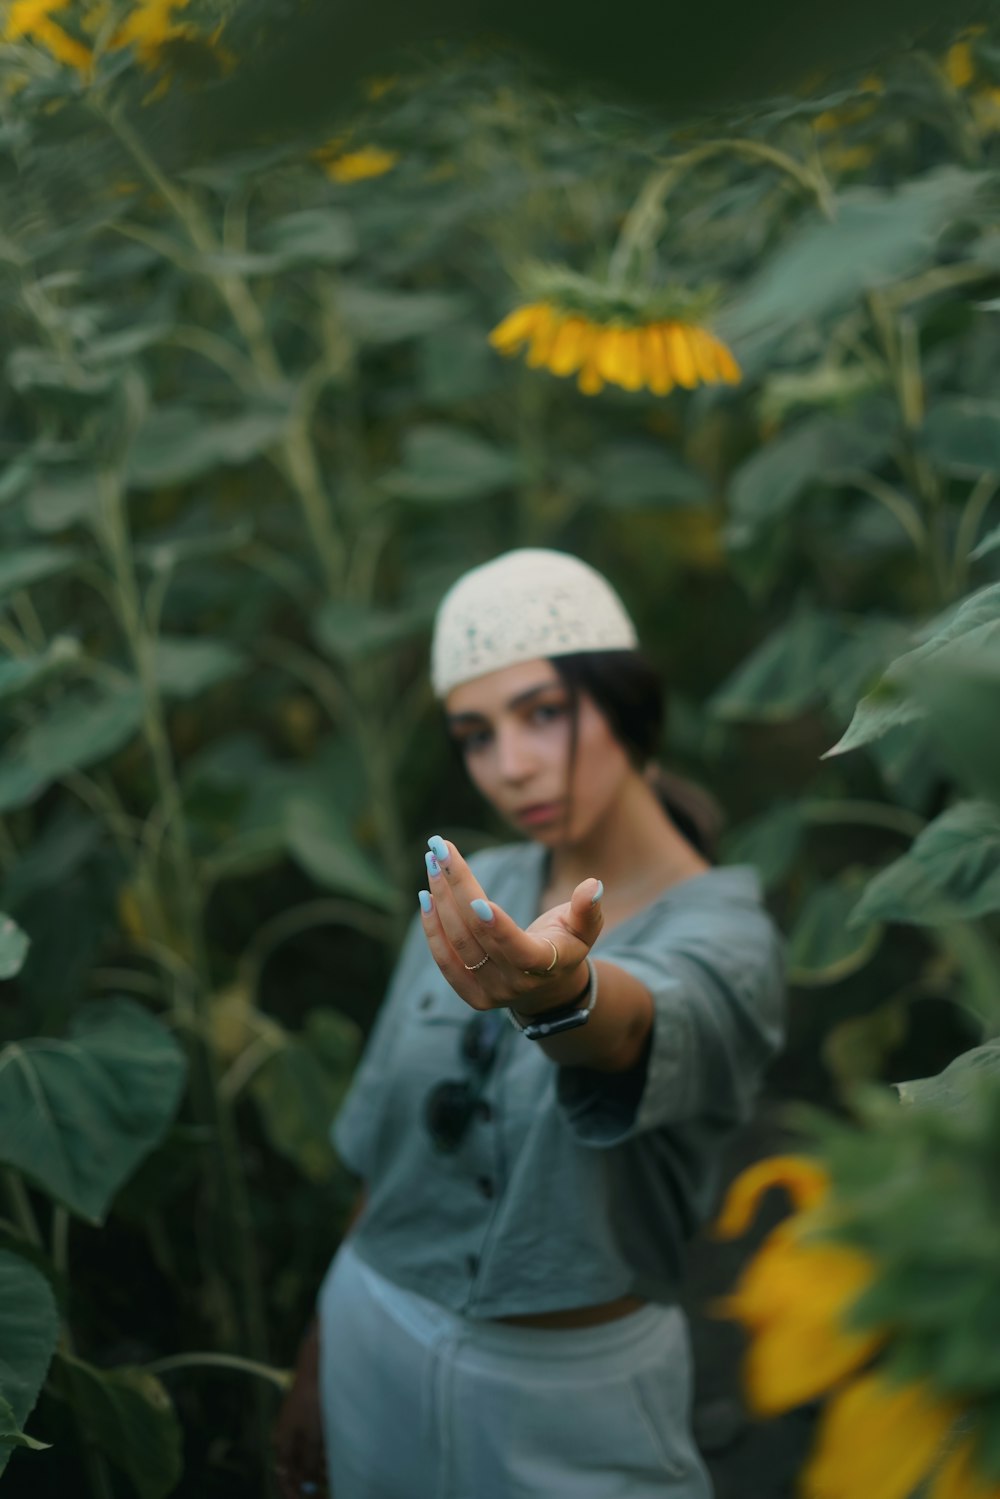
{"left": 550, "top": 651, "right": 724, "bottom": 864}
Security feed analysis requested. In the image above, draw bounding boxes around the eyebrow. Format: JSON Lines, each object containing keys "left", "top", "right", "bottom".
{"left": 446, "top": 682, "right": 564, "bottom": 726}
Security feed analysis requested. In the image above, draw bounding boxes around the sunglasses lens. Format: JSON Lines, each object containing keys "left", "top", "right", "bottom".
{"left": 424, "top": 1080, "right": 474, "bottom": 1152}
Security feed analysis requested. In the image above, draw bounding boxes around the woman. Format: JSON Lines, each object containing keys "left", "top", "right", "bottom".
{"left": 274, "top": 547, "right": 785, "bottom": 1499}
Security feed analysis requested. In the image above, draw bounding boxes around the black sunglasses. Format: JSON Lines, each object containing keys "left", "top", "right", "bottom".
{"left": 423, "top": 1010, "right": 506, "bottom": 1153}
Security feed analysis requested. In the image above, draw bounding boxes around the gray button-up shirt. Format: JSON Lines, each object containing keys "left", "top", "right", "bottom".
{"left": 331, "top": 842, "right": 785, "bottom": 1319}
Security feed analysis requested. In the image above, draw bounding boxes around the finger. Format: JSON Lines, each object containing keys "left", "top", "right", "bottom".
{"left": 418, "top": 885, "right": 490, "bottom": 1009}
{"left": 466, "top": 893, "right": 589, "bottom": 988}
{"left": 423, "top": 851, "right": 494, "bottom": 979}
{"left": 567, "top": 877, "right": 605, "bottom": 942}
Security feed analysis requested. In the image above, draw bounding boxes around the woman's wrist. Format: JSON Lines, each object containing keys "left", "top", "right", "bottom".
{"left": 510, "top": 962, "right": 590, "bottom": 1018}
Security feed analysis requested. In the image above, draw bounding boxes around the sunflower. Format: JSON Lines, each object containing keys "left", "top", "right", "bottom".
{"left": 714, "top": 1154, "right": 1000, "bottom": 1499}
{"left": 3, "top": 0, "right": 92, "bottom": 72}
{"left": 489, "top": 300, "right": 740, "bottom": 397}
{"left": 316, "top": 142, "right": 399, "bottom": 184}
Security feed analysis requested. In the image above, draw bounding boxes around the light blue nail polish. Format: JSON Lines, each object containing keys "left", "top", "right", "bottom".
{"left": 428, "top": 834, "right": 449, "bottom": 864}
{"left": 591, "top": 880, "right": 604, "bottom": 904}
{"left": 470, "top": 898, "right": 494, "bottom": 923}
{"left": 425, "top": 851, "right": 440, "bottom": 878}
{"left": 418, "top": 890, "right": 433, "bottom": 913}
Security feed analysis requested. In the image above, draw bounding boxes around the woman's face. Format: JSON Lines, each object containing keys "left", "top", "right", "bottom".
{"left": 444, "top": 658, "right": 634, "bottom": 845}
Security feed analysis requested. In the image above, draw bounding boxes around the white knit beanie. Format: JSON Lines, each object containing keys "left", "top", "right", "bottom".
{"left": 431, "top": 548, "right": 639, "bottom": 698}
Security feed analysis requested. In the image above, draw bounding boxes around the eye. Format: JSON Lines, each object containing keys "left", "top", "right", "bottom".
{"left": 529, "top": 701, "right": 567, "bottom": 726}
{"left": 453, "top": 727, "right": 491, "bottom": 755}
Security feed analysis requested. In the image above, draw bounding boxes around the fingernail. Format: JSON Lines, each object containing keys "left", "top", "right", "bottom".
{"left": 418, "top": 890, "right": 433, "bottom": 914}
{"left": 425, "top": 851, "right": 441, "bottom": 878}
{"left": 470, "top": 898, "right": 494, "bottom": 923}
{"left": 427, "top": 834, "right": 449, "bottom": 864}
{"left": 591, "top": 880, "right": 604, "bottom": 904}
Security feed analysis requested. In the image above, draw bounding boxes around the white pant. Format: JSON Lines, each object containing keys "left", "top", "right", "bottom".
{"left": 318, "top": 1239, "right": 712, "bottom": 1499}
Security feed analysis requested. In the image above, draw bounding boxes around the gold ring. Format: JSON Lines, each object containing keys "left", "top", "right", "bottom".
{"left": 523, "top": 938, "right": 559, "bottom": 977}
{"left": 464, "top": 953, "right": 490, "bottom": 972}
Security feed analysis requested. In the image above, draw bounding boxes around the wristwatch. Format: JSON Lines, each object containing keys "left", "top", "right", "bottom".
{"left": 506, "top": 959, "right": 598, "bottom": 1039}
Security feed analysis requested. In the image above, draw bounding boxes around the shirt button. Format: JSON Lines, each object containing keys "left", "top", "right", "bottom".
{"left": 418, "top": 994, "right": 433, "bottom": 1011}
{"left": 476, "top": 1176, "right": 495, "bottom": 1200}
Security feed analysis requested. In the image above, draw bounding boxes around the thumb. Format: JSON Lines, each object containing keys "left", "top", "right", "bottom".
{"left": 568, "top": 878, "right": 604, "bottom": 941}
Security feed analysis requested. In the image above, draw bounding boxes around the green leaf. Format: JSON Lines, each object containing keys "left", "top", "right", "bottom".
{"left": 0, "top": 637, "right": 82, "bottom": 705}
{"left": 787, "top": 870, "right": 882, "bottom": 986}
{"left": 970, "top": 522, "right": 1000, "bottom": 561}
{"left": 153, "top": 637, "right": 246, "bottom": 699}
{"left": 313, "top": 599, "right": 430, "bottom": 663}
{"left": 0, "top": 999, "right": 187, "bottom": 1223}
{"left": 136, "top": 520, "right": 254, "bottom": 573}
{"left": 590, "top": 442, "right": 708, "bottom": 509}
{"left": 127, "top": 404, "right": 290, "bottom": 488}
{"left": 250, "top": 1010, "right": 362, "bottom": 1182}
{"left": 922, "top": 398, "right": 1000, "bottom": 477}
{"left": 58, "top": 1354, "right": 182, "bottom": 1499}
{"left": 726, "top": 410, "right": 890, "bottom": 547}
{"left": 0, "top": 687, "right": 143, "bottom": 814}
{"left": 257, "top": 207, "right": 358, "bottom": 266}
{"left": 0, "top": 1250, "right": 59, "bottom": 1479}
{"left": 0, "top": 914, "right": 30, "bottom": 980}
{"left": 0, "top": 546, "right": 82, "bottom": 602}
{"left": 709, "top": 610, "right": 846, "bottom": 722}
{"left": 895, "top": 1041, "right": 1000, "bottom": 1109}
{"left": 722, "top": 170, "right": 986, "bottom": 359}
{"left": 285, "top": 794, "right": 400, "bottom": 912}
{"left": 383, "top": 423, "right": 518, "bottom": 502}
{"left": 850, "top": 802, "right": 1000, "bottom": 929}
{"left": 7, "top": 347, "right": 115, "bottom": 396}
{"left": 25, "top": 469, "right": 101, "bottom": 532}
{"left": 896, "top": 640, "right": 1000, "bottom": 804}
{"left": 720, "top": 802, "right": 805, "bottom": 889}
{"left": 338, "top": 284, "right": 470, "bottom": 346}
{"left": 934, "top": 923, "right": 1000, "bottom": 1034}
{"left": 824, "top": 585, "right": 1000, "bottom": 758}
{"left": 0, "top": 1395, "right": 50, "bottom": 1453}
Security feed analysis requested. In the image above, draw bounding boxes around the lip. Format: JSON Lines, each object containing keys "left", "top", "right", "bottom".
{"left": 513, "top": 801, "right": 565, "bottom": 827}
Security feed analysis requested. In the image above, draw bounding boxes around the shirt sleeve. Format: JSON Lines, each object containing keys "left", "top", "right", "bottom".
{"left": 555, "top": 894, "right": 786, "bottom": 1148}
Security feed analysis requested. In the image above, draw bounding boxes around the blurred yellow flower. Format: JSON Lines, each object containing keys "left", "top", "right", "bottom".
{"left": 802, "top": 1372, "right": 958, "bottom": 1499}
{"left": 319, "top": 144, "right": 399, "bottom": 183}
{"left": 489, "top": 302, "right": 740, "bottom": 397}
{"left": 4, "top": 0, "right": 92, "bottom": 72}
{"left": 930, "top": 1436, "right": 1000, "bottom": 1499}
{"left": 713, "top": 1155, "right": 883, "bottom": 1416}
{"left": 944, "top": 41, "right": 976, "bottom": 90}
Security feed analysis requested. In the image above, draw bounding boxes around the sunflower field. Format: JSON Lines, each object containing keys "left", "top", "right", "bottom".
{"left": 2, "top": 3, "right": 1000, "bottom": 1496}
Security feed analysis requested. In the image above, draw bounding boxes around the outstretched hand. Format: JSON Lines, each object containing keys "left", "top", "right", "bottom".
{"left": 418, "top": 836, "right": 604, "bottom": 1013}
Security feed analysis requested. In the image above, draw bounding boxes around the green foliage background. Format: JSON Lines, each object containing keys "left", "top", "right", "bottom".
{"left": 2, "top": 4, "right": 1000, "bottom": 1495}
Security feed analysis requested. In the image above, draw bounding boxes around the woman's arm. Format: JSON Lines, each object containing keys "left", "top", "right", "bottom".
{"left": 518, "top": 960, "right": 654, "bottom": 1073}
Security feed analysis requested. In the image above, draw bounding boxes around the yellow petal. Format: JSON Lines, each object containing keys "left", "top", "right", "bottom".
{"left": 577, "top": 346, "right": 604, "bottom": 395}
{"left": 640, "top": 325, "right": 674, "bottom": 396}
{"left": 596, "top": 326, "right": 628, "bottom": 386}
{"left": 546, "top": 316, "right": 591, "bottom": 377}
{"left": 615, "top": 328, "right": 644, "bottom": 391}
{"left": 682, "top": 326, "right": 715, "bottom": 383}
{"left": 802, "top": 1374, "right": 958, "bottom": 1499}
{"left": 719, "top": 1232, "right": 882, "bottom": 1414}
{"left": 930, "top": 1438, "right": 1000, "bottom": 1499}
{"left": 663, "top": 323, "right": 699, "bottom": 389}
{"left": 34, "top": 14, "right": 91, "bottom": 69}
{"left": 713, "top": 1155, "right": 829, "bottom": 1239}
{"left": 525, "top": 306, "right": 558, "bottom": 368}
{"left": 488, "top": 303, "right": 545, "bottom": 355}
{"left": 709, "top": 334, "right": 742, "bottom": 384}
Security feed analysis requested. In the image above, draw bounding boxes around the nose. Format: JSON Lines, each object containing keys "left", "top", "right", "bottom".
{"left": 495, "top": 723, "right": 536, "bottom": 784}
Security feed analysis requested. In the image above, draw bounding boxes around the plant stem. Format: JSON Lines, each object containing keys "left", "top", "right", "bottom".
{"left": 800, "top": 799, "right": 926, "bottom": 839}
{"left": 608, "top": 138, "right": 834, "bottom": 291}
{"left": 952, "top": 473, "right": 999, "bottom": 594}
{"left": 3, "top": 1169, "right": 42, "bottom": 1248}
{"left": 144, "top": 1352, "right": 292, "bottom": 1390}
